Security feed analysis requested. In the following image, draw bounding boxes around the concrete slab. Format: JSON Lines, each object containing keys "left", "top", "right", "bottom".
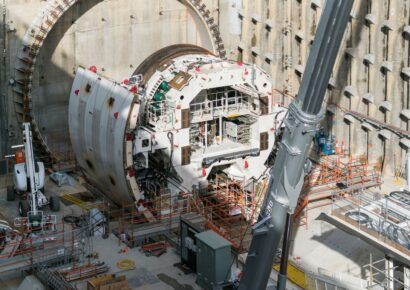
{"left": 289, "top": 176, "right": 408, "bottom": 281}
{"left": 17, "top": 275, "right": 45, "bottom": 290}
{"left": 72, "top": 235, "right": 201, "bottom": 290}
{"left": 292, "top": 204, "right": 384, "bottom": 279}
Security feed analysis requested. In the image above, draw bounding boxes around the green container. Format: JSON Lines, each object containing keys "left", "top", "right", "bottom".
{"left": 195, "top": 230, "right": 232, "bottom": 290}
{"left": 153, "top": 91, "right": 165, "bottom": 102}
{"left": 159, "top": 81, "right": 170, "bottom": 92}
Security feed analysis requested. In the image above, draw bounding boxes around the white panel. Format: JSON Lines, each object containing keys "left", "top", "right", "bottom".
{"left": 69, "top": 68, "right": 140, "bottom": 205}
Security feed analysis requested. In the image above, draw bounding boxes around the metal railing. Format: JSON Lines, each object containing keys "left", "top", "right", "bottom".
{"left": 363, "top": 257, "right": 408, "bottom": 290}
{"left": 147, "top": 100, "right": 175, "bottom": 128}
{"left": 190, "top": 95, "right": 253, "bottom": 121}
{"left": 331, "top": 191, "right": 410, "bottom": 255}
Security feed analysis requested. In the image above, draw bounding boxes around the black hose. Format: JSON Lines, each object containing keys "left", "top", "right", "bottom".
{"left": 63, "top": 215, "right": 80, "bottom": 225}
{"left": 345, "top": 211, "right": 370, "bottom": 225}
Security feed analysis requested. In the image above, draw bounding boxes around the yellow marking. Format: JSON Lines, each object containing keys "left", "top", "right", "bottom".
{"left": 273, "top": 261, "right": 307, "bottom": 289}
{"left": 61, "top": 194, "right": 94, "bottom": 210}
{"left": 116, "top": 259, "right": 136, "bottom": 270}
{"left": 226, "top": 114, "right": 241, "bottom": 118}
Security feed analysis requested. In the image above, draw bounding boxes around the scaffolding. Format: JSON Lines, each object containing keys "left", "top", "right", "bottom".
{"left": 195, "top": 174, "right": 267, "bottom": 252}
{"left": 109, "top": 173, "right": 268, "bottom": 253}
{"left": 363, "top": 255, "right": 410, "bottom": 290}
{"left": 295, "top": 154, "right": 382, "bottom": 228}
{"left": 328, "top": 190, "right": 410, "bottom": 257}
{"left": 48, "top": 129, "right": 76, "bottom": 171}
{"left": 0, "top": 216, "right": 94, "bottom": 280}
{"left": 113, "top": 192, "right": 205, "bottom": 248}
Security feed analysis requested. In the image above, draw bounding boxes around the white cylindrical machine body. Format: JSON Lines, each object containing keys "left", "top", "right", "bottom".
{"left": 68, "top": 45, "right": 286, "bottom": 205}
{"left": 69, "top": 68, "right": 140, "bottom": 205}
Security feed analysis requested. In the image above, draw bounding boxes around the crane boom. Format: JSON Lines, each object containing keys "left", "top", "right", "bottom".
{"left": 238, "top": 1, "right": 354, "bottom": 289}
{"left": 22, "top": 123, "right": 40, "bottom": 215}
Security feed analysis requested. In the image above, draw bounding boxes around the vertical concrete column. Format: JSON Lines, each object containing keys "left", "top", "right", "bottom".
{"left": 299, "top": 1, "right": 307, "bottom": 65}
{"left": 365, "top": 3, "right": 377, "bottom": 164}
{"left": 259, "top": 0, "right": 270, "bottom": 73}
{"left": 384, "top": 1, "right": 401, "bottom": 175}
{"left": 385, "top": 257, "right": 394, "bottom": 290}
{"left": 350, "top": 3, "right": 364, "bottom": 157}
{"left": 350, "top": 14, "right": 364, "bottom": 157}
{"left": 268, "top": 0, "right": 282, "bottom": 92}
{"left": 252, "top": 0, "right": 262, "bottom": 67}
{"left": 370, "top": 0, "right": 385, "bottom": 170}
{"left": 240, "top": 0, "right": 250, "bottom": 64}
{"left": 284, "top": 0, "right": 293, "bottom": 98}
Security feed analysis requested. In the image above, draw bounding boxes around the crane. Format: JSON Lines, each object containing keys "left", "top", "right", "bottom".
{"left": 238, "top": 0, "right": 354, "bottom": 289}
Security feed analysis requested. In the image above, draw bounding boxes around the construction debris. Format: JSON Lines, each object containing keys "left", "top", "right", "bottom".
{"left": 49, "top": 172, "right": 72, "bottom": 187}
{"left": 140, "top": 241, "right": 167, "bottom": 257}
{"left": 58, "top": 261, "right": 109, "bottom": 282}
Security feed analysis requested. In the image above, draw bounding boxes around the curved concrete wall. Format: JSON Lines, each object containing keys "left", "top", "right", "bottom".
{"left": 7, "top": 0, "right": 221, "bottom": 161}
{"left": 4, "top": 0, "right": 410, "bottom": 176}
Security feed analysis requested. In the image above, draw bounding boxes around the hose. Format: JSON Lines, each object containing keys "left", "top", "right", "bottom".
{"left": 116, "top": 259, "right": 136, "bottom": 270}
{"left": 345, "top": 211, "right": 370, "bottom": 225}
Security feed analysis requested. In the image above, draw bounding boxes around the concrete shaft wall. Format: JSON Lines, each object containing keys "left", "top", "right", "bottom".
{"left": 0, "top": 0, "right": 218, "bottom": 160}
{"left": 1, "top": 0, "right": 410, "bottom": 176}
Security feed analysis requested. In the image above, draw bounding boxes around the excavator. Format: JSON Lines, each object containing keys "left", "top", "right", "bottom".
{"left": 238, "top": 0, "right": 354, "bottom": 289}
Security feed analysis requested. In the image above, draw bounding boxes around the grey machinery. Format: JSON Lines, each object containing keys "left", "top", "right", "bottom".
{"left": 195, "top": 230, "right": 232, "bottom": 290}
{"left": 238, "top": 1, "right": 354, "bottom": 289}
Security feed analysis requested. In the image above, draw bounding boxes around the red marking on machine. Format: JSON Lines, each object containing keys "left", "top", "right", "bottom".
{"left": 88, "top": 66, "right": 97, "bottom": 73}
{"left": 129, "top": 85, "right": 138, "bottom": 94}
